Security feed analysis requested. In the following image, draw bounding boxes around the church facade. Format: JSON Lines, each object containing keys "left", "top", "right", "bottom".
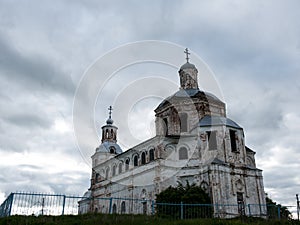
{"left": 79, "top": 50, "right": 266, "bottom": 217}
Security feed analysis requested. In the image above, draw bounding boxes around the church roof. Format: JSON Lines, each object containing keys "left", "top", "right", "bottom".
{"left": 211, "top": 158, "right": 227, "bottom": 165}
{"left": 96, "top": 141, "right": 123, "bottom": 154}
{"left": 155, "top": 89, "right": 224, "bottom": 112}
{"left": 246, "top": 146, "right": 256, "bottom": 153}
{"left": 199, "top": 115, "right": 242, "bottom": 129}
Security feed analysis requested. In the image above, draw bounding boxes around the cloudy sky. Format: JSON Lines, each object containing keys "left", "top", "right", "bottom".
{"left": 0, "top": 0, "right": 299, "bottom": 214}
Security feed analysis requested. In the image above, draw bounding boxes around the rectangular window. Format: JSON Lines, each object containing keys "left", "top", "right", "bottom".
{"left": 207, "top": 131, "right": 217, "bottom": 150}
{"left": 180, "top": 113, "right": 188, "bottom": 132}
{"left": 230, "top": 130, "right": 237, "bottom": 152}
{"left": 163, "top": 118, "right": 168, "bottom": 136}
{"left": 237, "top": 192, "right": 245, "bottom": 215}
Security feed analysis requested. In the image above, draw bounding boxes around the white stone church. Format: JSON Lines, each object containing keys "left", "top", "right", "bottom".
{"left": 79, "top": 50, "right": 266, "bottom": 217}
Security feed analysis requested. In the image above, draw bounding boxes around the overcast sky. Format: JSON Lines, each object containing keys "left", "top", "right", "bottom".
{"left": 0, "top": 0, "right": 299, "bottom": 214}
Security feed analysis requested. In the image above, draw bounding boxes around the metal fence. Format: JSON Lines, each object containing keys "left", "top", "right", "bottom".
{"left": 0, "top": 192, "right": 293, "bottom": 220}
{"left": 0, "top": 192, "right": 80, "bottom": 217}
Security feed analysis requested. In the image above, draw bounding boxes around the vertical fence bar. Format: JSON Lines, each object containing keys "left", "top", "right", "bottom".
{"left": 151, "top": 200, "right": 155, "bottom": 215}
{"left": 180, "top": 202, "right": 183, "bottom": 220}
{"left": 109, "top": 197, "right": 113, "bottom": 214}
{"left": 248, "top": 204, "right": 251, "bottom": 217}
{"left": 8, "top": 193, "right": 14, "bottom": 216}
{"left": 62, "top": 195, "right": 66, "bottom": 216}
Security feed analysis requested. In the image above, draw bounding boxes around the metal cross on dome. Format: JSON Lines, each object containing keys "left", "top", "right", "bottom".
{"left": 108, "top": 106, "right": 113, "bottom": 119}
{"left": 184, "top": 48, "right": 190, "bottom": 63}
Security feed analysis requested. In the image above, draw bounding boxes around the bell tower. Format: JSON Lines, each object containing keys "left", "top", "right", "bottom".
{"left": 101, "top": 106, "right": 117, "bottom": 143}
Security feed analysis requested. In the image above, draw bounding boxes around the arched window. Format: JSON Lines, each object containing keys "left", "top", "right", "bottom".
{"left": 118, "top": 162, "right": 123, "bottom": 174}
{"left": 110, "top": 147, "right": 116, "bottom": 154}
{"left": 149, "top": 148, "right": 155, "bottom": 161}
{"left": 121, "top": 201, "right": 126, "bottom": 214}
{"left": 179, "top": 147, "right": 188, "bottom": 160}
{"left": 125, "top": 158, "right": 130, "bottom": 171}
{"left": 95, "top": 173, "right": 100, "bottom": 183}
{"left": 112, "top": 204, "right": 117, "bottom": 214}
{"left": 106, "top": 129, "right": 109, "bottom": 138}
{"left": 112, "top": 164, "right": 116, "bottom": 176}
{"left": 134, "top": 155, "right": 138, "bottom": 167}
{"left": 141, "top": 152, "right": 146, "bottom": 165}
{"left": 105, "top": 167, "right": 110, "bottom": 179}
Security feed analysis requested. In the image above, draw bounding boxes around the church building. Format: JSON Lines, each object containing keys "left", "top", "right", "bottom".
{"left": 79, "top": 49, "right": 266, "bottom": 217}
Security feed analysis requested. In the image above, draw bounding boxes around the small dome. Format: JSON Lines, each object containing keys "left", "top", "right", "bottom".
{"left": 180, "top": 62, "right": 196, "bottom": 70}
{"left": 96, "top": 141, "right": 123, "bottom": 154}
{"left": 106, "top": 118, "right": 113, "bottom": 125}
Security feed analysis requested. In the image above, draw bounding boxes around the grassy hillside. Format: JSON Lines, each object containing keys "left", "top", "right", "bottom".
{"left": 0, "top": 214, "right": 299, "bottom": 225}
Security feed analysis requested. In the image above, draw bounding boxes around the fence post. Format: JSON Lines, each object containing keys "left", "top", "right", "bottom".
{"left": 248, "top": 204, "right": 251, "bottom": 217}
{"left": 180, "top": 201, "right": 183, "bottom": 220}
{"left": 109, "top": 197, "right": 113, "bottom": 214}
{"left": 277, "top": 205, "right": 281, "bottom": 220}
{"left": 8, "top": 193, "right": 14, "bottom": 217}
{"left": 151, "top": 200, "right": 155, "bottom": 215}
{"left": 62, "top": 195, "right": 66, "bottom": 216}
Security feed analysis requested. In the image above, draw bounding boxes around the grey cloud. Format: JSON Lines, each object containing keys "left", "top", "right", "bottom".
{"left": 0, "top": 165, "right": 89, "bottom": 196}
{"left": 0, "top": 36, "right": 75, "bottom": 96}
{"left": 3, "top": 112, "right": 52, "bottom": 129}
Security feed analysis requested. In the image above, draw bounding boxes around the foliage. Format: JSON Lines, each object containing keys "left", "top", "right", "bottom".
{"left": 266, "top": 196, "right": 292, "bottom": 220}
{"left": 155, "top": 181, "right": 212, "bottom": 219}
{"left": 0, "top": 214, "right": 300, "bottom": 225}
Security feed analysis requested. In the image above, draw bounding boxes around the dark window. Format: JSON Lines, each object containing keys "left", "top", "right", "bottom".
{"left": 105, "top": 167, "right": 110, "bottom": 179}
{"left": 149, "top": 149, "right": 155, "bottom": 161}
{"left": 143, "top": 202, "right": 147, "bottom": 214}
{"left": 95, "top": 173, "right": 100, "bottom": 183}
{"left": 134, "top": 155, "right": 138, "bottom": 167}
{"left": 112, "top": 165, "right": 116, "bottom": 176}
{"left": 163, "top": 118, "right": 168, "bottom": 136}
{"left": 207, "top": 131, "right": 217, "bottom": 150}
{"left": 230, "top": 130, "right": 237, "bottom": 152}
{"left": 118, "top": 163, "right": 123, "bottom": 174}
{"left": 180, "top": 113, "right": 188, "bottom": 132}
{"left": 112, "top": 204, "right": 117, "bottom": 214}
{"left": 237, "top": 192, "right": 245, "bottom": 215}
{"left": 125, "top": 159, "right": 130, "bottom": 171}
{"left": 179, "top": 147, "right": 188, "bottom": 160}
{"left": 110, "top": 147, "right": 116, "bottom": 154}
{"left": 121, "top": 201, "right": 126, "bottom": 214}
{"left": 141, "top": 152, "right": 146, "bottom": 165}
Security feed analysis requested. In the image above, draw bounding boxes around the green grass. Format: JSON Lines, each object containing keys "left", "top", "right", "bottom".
{"left": 0, "top": 214, "right": 299, "bottom": 225}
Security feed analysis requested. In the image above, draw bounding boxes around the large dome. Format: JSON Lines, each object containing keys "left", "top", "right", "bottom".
{"left": 155, "top": 89, "right": 224, "bottom": 112}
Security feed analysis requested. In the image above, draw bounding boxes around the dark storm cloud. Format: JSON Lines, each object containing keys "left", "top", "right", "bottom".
{"left": 0, "top": 36, "right": 75, "bottom": 96}
{"left": 3, "top": 112, "right": 52, "bottom": 129}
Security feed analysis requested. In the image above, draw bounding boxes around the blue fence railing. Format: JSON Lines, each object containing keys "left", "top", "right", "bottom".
{"left": 0, "top": 192, "right": 294, "bottom": 220}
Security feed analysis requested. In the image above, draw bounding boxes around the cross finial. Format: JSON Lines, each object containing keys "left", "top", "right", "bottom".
{"left": 184, "top": 48, "right": 190, "bottom": 63}
{"left": 108, "top": 106, "right": 113, "bottom": 119}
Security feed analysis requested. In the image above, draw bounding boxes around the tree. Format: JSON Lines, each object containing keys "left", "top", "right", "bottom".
{"left": 155, "top": 182, "right": 212, "bottom": 219}
{"left": 266, "top": 195, "right": 292, "bottom": 220}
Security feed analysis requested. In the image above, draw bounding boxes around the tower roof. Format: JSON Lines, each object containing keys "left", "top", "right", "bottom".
{"left": 180, "top": 62, "right": 196, "bottom": 70}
